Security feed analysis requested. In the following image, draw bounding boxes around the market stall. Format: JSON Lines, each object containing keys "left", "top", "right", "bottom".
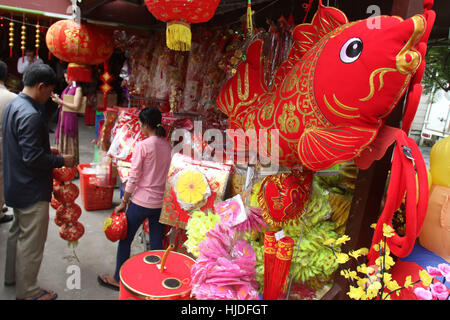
{"left": 3, "top": 0, "right": 446, "bottom": 301}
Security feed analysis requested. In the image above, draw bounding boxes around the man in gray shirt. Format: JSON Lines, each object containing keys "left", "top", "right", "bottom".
{"left": 2, "top": 63, "right": 74, "bottom": 300}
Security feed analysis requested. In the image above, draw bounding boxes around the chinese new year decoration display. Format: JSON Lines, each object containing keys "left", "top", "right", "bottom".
{"left": 217, "top": 0, "right": 435, "bottom": 259}
{"left": 20, "top": 17, "right": 25, "bottom": 62}
{"left": 144, "top": 0, "right": 221, "bottom": 51}
{"left": 46, "top": 19, "right": 114, "bottom": 82}
{"left": 35, "top": 18, "right": 40, "bottom": 57}
{"left": 8, "top": 19, "right": 14, "bottom": 57}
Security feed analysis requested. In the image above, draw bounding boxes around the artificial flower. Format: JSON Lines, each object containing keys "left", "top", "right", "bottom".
{"left": 426, "top": 266, "right": 443, "bottom": 278}
{"left": 335, "top": 252, "right": 350, "bottom": 264}
{"left": 403, "top": 275, "right": 414, "bottom": 288}
{"left": 323, "top": 238, "right": 336, "bottom": 246}
{"left": 385, "top": 279, "right": 401, "bottom": 293}
{"left": 340, "top": 269, "right": 358, "bottom": 280}
{"left": 174, "top": 169, "right": 209, "bottom": 205}
{"left": 349, "top": 249, "right": 364, "bottom": 259}
{"left": 414, "top": 287, "right": 433, "bottom": 300}
{"left": 370, "top": 223, "right": 377, "bottom": 229}
{"left": 347, "top": 285, "right": 365, "bottom": 300}
{"left": 357, "top": 264, "right": 375, "bottom": 275}
{"left": 438, "top": 263, "right": 450, "bottom": 281}
{"left": 375, "top": 254, "right": 395, "bottom": 271}
{"left": 382, "top": 224, "right": 396, "bottom": 238}
{"left": 419, "top": 269, "right": 433, "bottom": 287}
{"left": 429, "top": 282, "right": 449, "bottom": 300}
{"left": 335, "top": 235, "right": 350, "bottom": 245}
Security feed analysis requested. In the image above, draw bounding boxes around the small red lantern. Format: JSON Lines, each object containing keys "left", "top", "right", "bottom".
{"left": 53, "top": 182, "right": 80, "bottom": 203}
{"left": 144, "top": 0, "right": 221, "bottom": 51}
{"left": 104, "top": 210, "right": 128, "bottom": 242}
{"left": 59, "top": 221, "right": 85, "bottom": 243}
{"left": 46, "top": 20, "right": 114, "bottom": 82}
{"left": 54, "top": 215, "right": 64, "bottom": 227}
{"left": 51, "top": 196, "right": 62, "bottom": 210}
{"left": 56, "top": 203, "right": 82, "bottom": 224}
{"left": 53, "top": 167, "right": 78, "bottom": 182}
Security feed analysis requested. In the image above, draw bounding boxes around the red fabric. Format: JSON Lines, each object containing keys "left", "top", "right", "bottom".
{"left": 368, "top": 129, "right": 429, "bottom": 261}
{"left": 53, "top": 167, "right": 77, "bottom": 182}
{"left": 144, "top": 0, "right": 220, "bottom": 23}
{"left": 59, "top": 221, "right": 85, "bottom": 242}
{"left": 56, "top": 203, "right": 82, "bottom": 224}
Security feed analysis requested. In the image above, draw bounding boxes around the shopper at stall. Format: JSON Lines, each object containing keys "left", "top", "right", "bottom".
{"left": 2, "top": 63, "right": 75, "bottom": 300}
{"left": 98, "top": 107, "right": 172, "bottom": 291}
{"left": 0, "top": 60, "right": 17, "bottom": 224}
{"left": 17, "top": 48, "right": 43, "bottom": 75}
{"left": 51, "top": 69, "right": 83, "bottom": 166}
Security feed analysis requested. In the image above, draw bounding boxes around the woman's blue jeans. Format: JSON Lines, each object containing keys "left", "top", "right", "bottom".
{"left": 113, "top": 201, "right": 164, "bottom": 282}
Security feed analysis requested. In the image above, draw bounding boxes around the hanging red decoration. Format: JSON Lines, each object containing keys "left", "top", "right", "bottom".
{"left": 9, "top": 20, "right": 14, "bottom": 58}
{"left": 46, "top": 19, "right": 114, "bottom": 82}
{"left": 56, "top": 203, "right": 82, "bottom": 224}
{"left": 144, "top": 0, "right": 221, "bottom": 51}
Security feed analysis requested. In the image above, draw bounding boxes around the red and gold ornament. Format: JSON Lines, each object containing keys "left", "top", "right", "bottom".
{"left": 56, "top": 203, "right": 82, "bottom": 224}
{"left": 144, "top": 0, "right": 221, "bottom": 51}
{"left": 46, "top": 19, "right": 114, "bottom": 82}
{"left": 53, "top": 182, "right": 79, "bottom": 203}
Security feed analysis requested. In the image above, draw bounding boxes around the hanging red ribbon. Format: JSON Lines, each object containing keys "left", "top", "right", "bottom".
{"left": 302, "top": 0, "right": 315, "bottom": 23}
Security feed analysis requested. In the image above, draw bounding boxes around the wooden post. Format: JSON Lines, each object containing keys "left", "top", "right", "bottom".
{"left": 322, "top": 0, "right": 426, "bottom": 300}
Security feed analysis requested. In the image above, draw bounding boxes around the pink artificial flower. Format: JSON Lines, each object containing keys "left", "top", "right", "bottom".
{"left": 427, "top": 266, "right": 443, "bottom": 277}
{"left": 438, "top": 263, "right": 450, "bottom": 282}
{"left": 429, "top": 282, "right": 449, "bottom": 300}
{"left": 414, "top": 287, "right": 433, "bottom": 300}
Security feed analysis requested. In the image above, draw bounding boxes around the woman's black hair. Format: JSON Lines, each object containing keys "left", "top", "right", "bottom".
{"left": 138, "top": 107, "right": 166, "bottom": 138}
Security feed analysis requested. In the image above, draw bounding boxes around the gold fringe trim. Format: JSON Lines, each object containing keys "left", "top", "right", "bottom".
{"left": 166, "top": 22, "right": 191, "bottom": 52}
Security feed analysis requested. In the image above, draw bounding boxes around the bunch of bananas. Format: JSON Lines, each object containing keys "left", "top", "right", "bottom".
{"left": 284, "top": 220, "right": 340, "bottom": 286}
{"left": 329, "top": 193, "right": 353, "bottom": 234}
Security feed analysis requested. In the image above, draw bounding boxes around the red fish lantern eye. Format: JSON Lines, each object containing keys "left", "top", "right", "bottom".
{"left": 46, "top": 20, "right": 114, "bottom": 82}
{"left": 144, "top": 0, "right": 221, "bottom": 51}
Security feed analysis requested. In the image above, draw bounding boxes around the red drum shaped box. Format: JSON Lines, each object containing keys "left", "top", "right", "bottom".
{"left": 119, "top": 245, "right": 196, "bottom": 300}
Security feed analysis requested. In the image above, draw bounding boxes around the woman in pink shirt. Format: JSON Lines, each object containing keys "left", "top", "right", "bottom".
{"left": 98, "top": 107, "right": 172, "bottom": 291}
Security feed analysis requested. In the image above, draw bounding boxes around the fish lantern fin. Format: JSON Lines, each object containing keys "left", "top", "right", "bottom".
{"left": 272, "top": 3, "right": 348, "bottom": 89}
{"left": 297, "top": 125, "right": 377, "bottom": 171}
{"left": 216, "top": 39, "right": 267, "bottom": 118}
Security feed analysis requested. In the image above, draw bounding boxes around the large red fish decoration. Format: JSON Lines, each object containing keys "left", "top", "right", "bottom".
{"left": 217, "top": 1, "right": 435, "bottom": 259}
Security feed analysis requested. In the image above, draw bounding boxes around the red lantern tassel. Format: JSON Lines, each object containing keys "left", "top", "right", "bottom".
{"left": 264, "top": 237, "right": 294, "bottom": 300}
{"left": 67, "top": 63, "right": 92, "bottom": 83}
{"left": 263, "top": 231, "right": 277, "bottom": 300}
{"left": 10, "top": 47, "right": 12, "bottom": 58}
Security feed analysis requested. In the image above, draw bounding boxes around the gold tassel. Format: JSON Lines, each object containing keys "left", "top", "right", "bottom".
{"left": 166, "top": 21, "right": 191, "bottom": 51}
{"left": 246, "top": 0, "right": 253, "bottom": 36}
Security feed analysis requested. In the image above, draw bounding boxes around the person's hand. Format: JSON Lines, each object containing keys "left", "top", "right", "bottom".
{"left": 114, "top": 201, "right": 127, "bottom": 213}
{"left": 51, "top": 147, "right": 60, "bottom": 155}
{"left": 51, "top": 93, "right": 62, "bottom": 105}
{"left": 63, "top": 154, "right": 75, "bottom": 168}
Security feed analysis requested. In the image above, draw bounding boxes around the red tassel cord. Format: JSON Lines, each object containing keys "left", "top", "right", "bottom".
{"left": 265, "top": 237, "right": 294, "bottom": 300}
{"left": 263, "top": 231, "right": 277, "bottom": 299}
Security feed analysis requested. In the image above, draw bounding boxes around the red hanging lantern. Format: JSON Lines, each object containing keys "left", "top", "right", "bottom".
{"left": 53, "top": 182, "right": 80, "bottom": 203}
{"left": 144, "top": 0, "right": 221, "bottom": 51}
{"left": 46, "top": 19, "right": 113, "bottom": 82}
{"left": 59, "top": 221, "right": 85, "bottom": 243}
{"left": 56, "top": 203, "right": 82, "bottom": 224}
{"left": 53, "top": 167, "right": 78, "bottom": 182}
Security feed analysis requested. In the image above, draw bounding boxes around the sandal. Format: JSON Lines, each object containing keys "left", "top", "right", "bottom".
{"left": 97, "top": 275, "right": 120, "bottom": 291}
{"left": 21, "top": 289, "right": 58, "bottom": 300}
{"left": 0, "top": 214, "right": 13, "bottom": 224}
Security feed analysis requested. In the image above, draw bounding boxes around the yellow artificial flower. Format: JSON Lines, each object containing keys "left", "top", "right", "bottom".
{"left": 382, "top": 224, "right": 396, "bottom": 238}
{"left": 367, "top": 280, "right": 382, "bottom": 299}
{"left": 381, "top": 292, "right": 391, "bottom": 300}
{"left": 340, "top": 269, "right": 358, "bottom": 280}
{"left": 385, "top": 279, "right": 401, "bottom": 293}
{"left": 370, "top": 223, "right": 377, "bottom": 229}
{"left": 357, "top": 264, "right": 375, "bottom": 275}
{"left": 403, "top": 275, "right": 413, "bottom": 288}
{"left": 419, "top": 269, "right": 433, "bottom": 287}
{"left": 375, "top": 255, "right": 395, "bottom": 271}
{"left": 347, "top": 285, "right": 365, "bottom": 300}
{"left": 323, "top": 238, "right": 336, "bottom": 246}
{"left": 175, "top": 170, "right": 208, "bottom": 205}
{"left": 335, "top": 252, "right": 350, "bottom": 264}
{"left": 335, "top": 235, "right": 351, "bottom": 245}
{"left": 349, "top": 248, "right": 369, "bottom": 259}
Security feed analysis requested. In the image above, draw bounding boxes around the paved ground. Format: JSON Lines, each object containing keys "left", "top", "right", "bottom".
{"left": 0, "top": 116, "right": 145, "bottom": 300}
